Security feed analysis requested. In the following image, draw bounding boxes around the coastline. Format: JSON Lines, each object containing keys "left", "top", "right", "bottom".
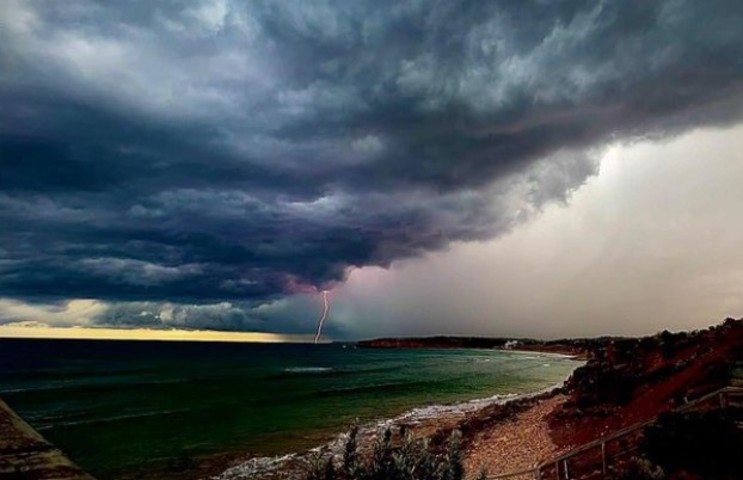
{"left": 212, "top": 352, "right": 583, "bottom": 480}
{"left": 497, "top": 348, "right": 581, "bottom": 360}
{"left": 211, "top": 318, "right": 743, "bottom": 479}
{"left": 0, "top": 342, "right": 578, "bottom": 480}
{"left": 4, "top": 319, "right": 739, "bottom": 480}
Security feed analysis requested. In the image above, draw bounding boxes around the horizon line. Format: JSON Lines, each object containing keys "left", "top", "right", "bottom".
{"left": 0, "top": 324, "right": 321, "bottom": 344}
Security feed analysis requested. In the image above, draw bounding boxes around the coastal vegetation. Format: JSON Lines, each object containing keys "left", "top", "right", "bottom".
{"left": 1, "top": 319, "right": 739, "bottom": 479}
{"left": 308, "top": 318, "right": 743, "bottom": 480}
{"left": 615, "top": 408, "right": 743, "bottom": 480}
{"left": 304, "top": 426, "right": 481, "bottom": 480}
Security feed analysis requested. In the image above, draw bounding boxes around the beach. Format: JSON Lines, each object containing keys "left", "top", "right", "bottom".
{"left": 1, "top": 319, "right": 740, "bottom": 479}
{"left": 214, "top": 319, "right": 743, "bottom": 480}
{"left": 0, "top": 340, "right": 579, "bottom": 479}
{"left": 464, "top": 394, "right": 569, "bottom": 478}
{"left": 214, "top": 367, "right": 581, "bottom": 480}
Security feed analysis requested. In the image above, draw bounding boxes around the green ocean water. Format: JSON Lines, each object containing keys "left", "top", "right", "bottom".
{"left": 0, "top": 339, "right": 579, "bottom": 479}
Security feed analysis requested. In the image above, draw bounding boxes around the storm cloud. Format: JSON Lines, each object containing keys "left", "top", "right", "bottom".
{"left": 1, "top": 1, "right": 742, "bottom": 329}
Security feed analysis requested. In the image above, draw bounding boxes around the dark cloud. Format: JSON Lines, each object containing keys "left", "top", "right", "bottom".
{"left": 0, "top": 0, "right": 742, "bottom": 328}
{"left": 90, "top": 295, "right": 336, "bottom": 335}
{"left": 97, "top": 301, "right": 266, "bottom": 332}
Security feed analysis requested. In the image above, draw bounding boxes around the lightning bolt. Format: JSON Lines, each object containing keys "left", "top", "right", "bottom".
{"left": 313, "top": 290, "right": 330, "bottom": 344}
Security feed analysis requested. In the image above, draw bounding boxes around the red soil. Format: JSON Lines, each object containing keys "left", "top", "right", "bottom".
{"left": 548, "top": 318, "right": 743, "bottom": 448}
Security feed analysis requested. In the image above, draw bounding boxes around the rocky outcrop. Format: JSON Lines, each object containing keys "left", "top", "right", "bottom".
{"left": 0, "top": 398, "right": 95, "bottom": 480}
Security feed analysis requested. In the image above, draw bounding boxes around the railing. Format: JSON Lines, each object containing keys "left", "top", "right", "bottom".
{"left": 486, "top": 386, "right": 743, "bottom": 480}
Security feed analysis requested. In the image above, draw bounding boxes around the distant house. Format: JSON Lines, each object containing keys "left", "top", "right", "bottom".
{"left": 504, "top": 340, "right": 520, "bottom": 349}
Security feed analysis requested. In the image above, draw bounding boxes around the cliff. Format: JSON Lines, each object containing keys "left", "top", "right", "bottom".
{"left": 356, "top": 335, "right": 591, "bottom": 358}
{"left": 550, "top": 317, "right": 743, "bottom": 446}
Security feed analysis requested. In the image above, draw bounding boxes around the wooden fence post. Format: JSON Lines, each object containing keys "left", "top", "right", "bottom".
{"left": 601, "top": 441, "right": 607, "bottom": 476}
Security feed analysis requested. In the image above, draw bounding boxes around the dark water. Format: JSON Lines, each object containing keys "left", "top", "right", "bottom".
{"left": 0, "top": 339, "right": 578, "bottom": 479}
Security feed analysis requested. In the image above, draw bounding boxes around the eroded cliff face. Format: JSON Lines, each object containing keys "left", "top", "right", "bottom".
{"left": 357, "top": 318, "right": 743, "bottom": 451}
{"left": 549, "top": 318, "right": 743, "bottom": 447}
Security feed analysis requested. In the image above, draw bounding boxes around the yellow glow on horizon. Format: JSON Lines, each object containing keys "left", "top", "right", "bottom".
{"left": 0, "top": 324, "right": 314, "bottom": 343}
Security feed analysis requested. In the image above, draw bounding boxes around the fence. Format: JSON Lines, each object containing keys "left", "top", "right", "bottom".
{"left": 487, "top": 386, "right": 743, "bottom": 480}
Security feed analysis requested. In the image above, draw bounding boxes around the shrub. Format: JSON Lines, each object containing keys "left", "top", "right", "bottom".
{"left": 304, "top": 427, "right": 469, "bottom": 480}
{"left": 641, "top": 409, "right": 743, "bottom": 479}
{"left": 613, "top": 457, "right": 665, "bottom": 480}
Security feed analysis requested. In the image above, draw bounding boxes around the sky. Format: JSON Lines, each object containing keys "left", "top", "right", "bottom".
{"left": 1, "top": 0, "right": 742, "bottom": 340}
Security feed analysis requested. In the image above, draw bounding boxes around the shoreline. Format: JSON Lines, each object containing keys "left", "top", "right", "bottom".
{"left": 5, "top": 318, "right": 739, "bottom": 480}
{"left": 209, "top": 316, "right": 743, "bottom": 479}
{"left": 211, "top": 352, "right": 583, "bottom": 480}
{"left": 497, "top": 348, "right": 581, "bottom": 360}
{"left": 0, "top": 344, "right": 579, "bottom": 480}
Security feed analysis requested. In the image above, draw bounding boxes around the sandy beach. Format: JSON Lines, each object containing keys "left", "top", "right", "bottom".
{"left": 2, "top": 319, "right": 739, "bottom": 480}
{"left": 217, "top": 319, "right": 743, "bottom": 480}
{"left": 464, "top": 394, "right": 569, "bottom": 478}
{"left": 214, "top": 375, "right": 579, "bottom": 480}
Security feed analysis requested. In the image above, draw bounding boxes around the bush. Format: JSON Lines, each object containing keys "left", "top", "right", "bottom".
{"left": 614, "top": 457, "right": 665, "bottom": 480}
{"left": 304, "top": 427, "right": 472, "bottom": 480}
{"left": 641, "top": 409, "right": 743, "bottom": 479}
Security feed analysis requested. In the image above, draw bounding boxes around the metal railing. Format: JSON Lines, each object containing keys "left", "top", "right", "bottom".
{"left": 486, "top": 386, "right": 743, "bottom": 480}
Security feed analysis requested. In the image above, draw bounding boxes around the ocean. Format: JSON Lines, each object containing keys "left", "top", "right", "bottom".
{"left": 0, "top": 339, "right": 579, "bottom": 479}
